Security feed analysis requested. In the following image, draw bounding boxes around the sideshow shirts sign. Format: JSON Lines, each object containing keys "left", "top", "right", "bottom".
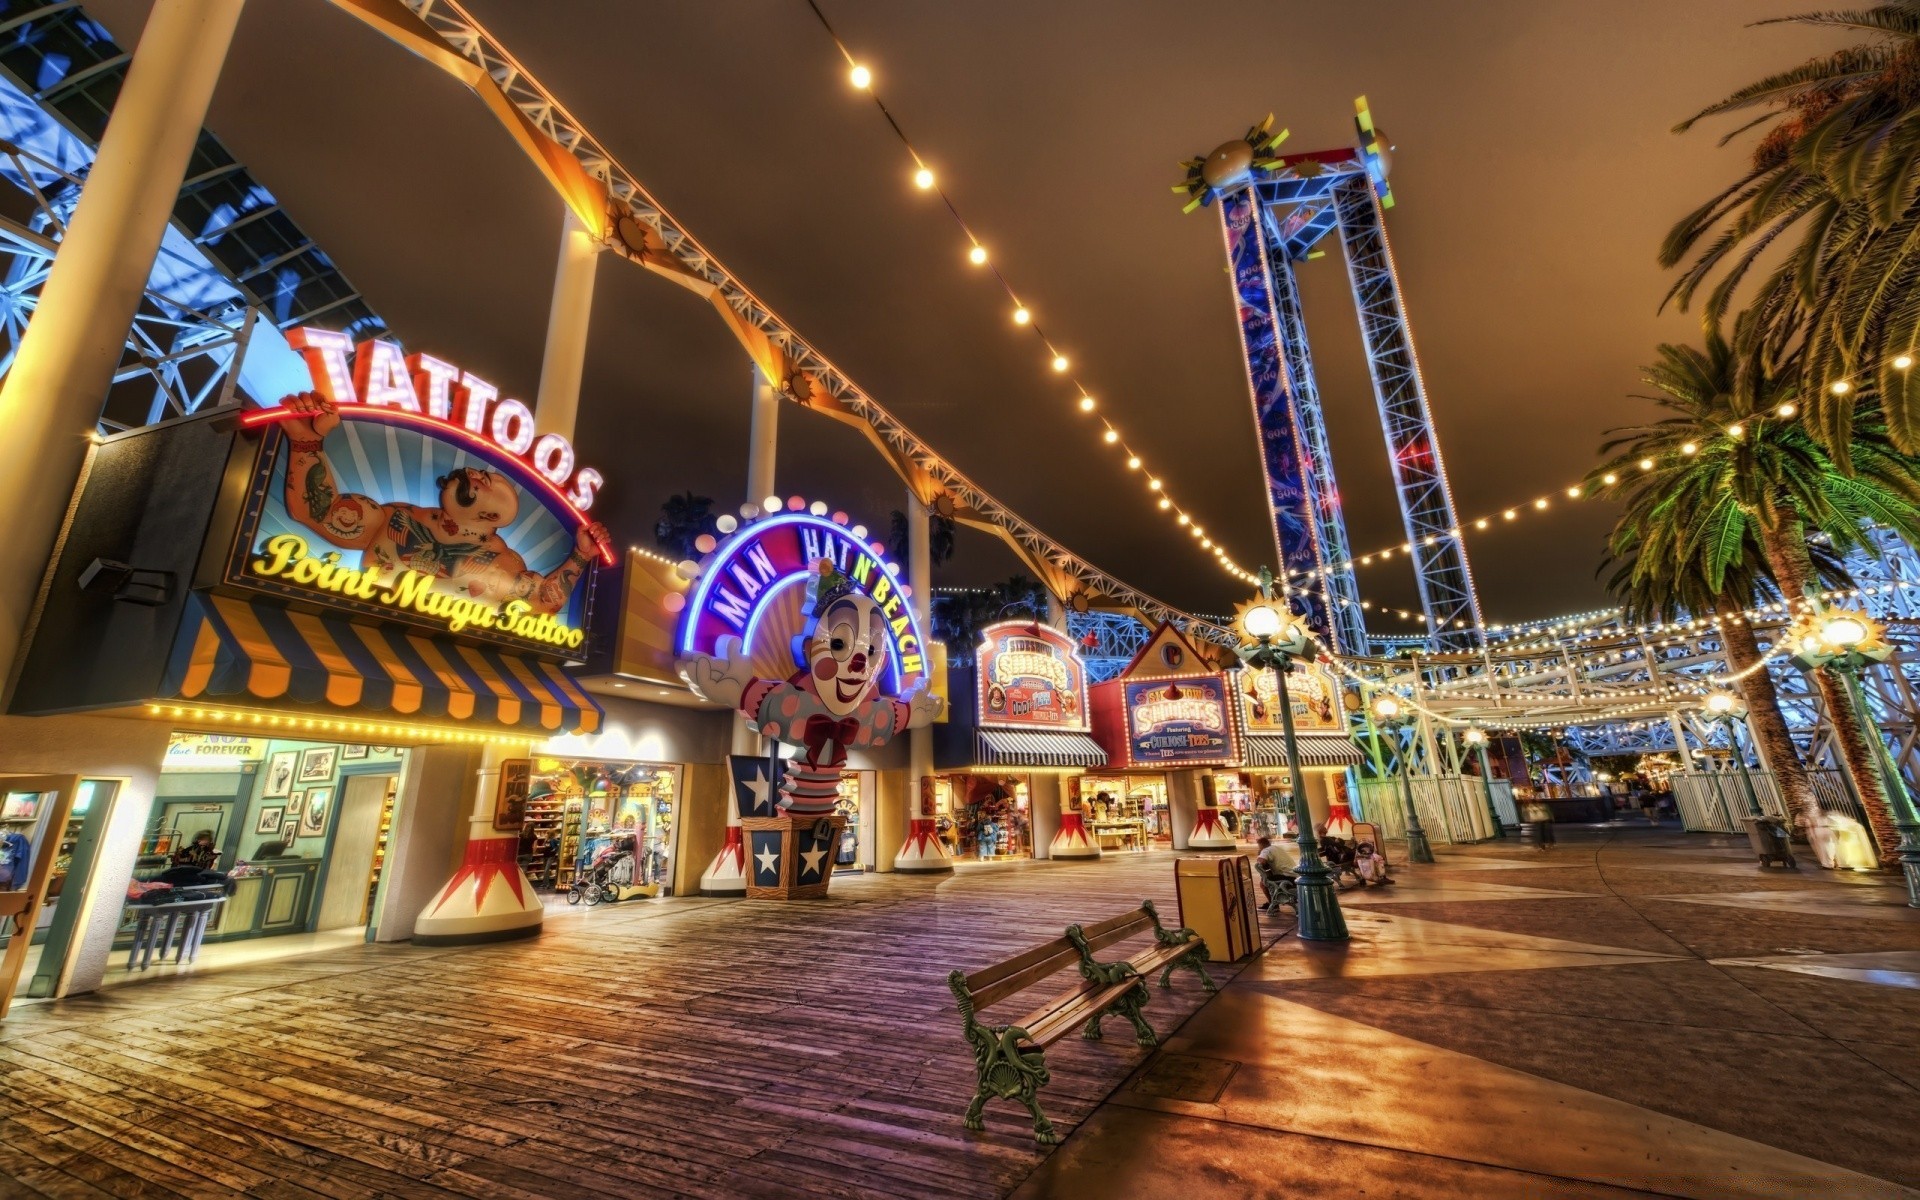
{"left": 1124, "top": 676, "right": 1236, "bottom": 766}
{"left": 977, "top": 621, "right": 1089, "bottom": 731}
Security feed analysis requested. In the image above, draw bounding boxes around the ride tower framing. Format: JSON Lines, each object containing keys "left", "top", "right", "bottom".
{"left": 1199, "top": 101, "right": 1483, "bottom": 653}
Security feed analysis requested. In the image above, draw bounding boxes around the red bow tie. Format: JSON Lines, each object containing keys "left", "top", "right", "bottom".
{"left": 801, "top": 713, "right": 861, "bottom": 768}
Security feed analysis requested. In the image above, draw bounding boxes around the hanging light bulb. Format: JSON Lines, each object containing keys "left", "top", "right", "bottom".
{"left": 1079, "top": 395, "right": 1095, "bottom": 411}
{"left": 913, "top": 167, "right": 934, "bottom": 189}
{"left": 1051, "top": 354, "right": 1069, "bottom": 372}
{"left": 849, "top": 64, "right": 872, "bottom": 89}
{"left": 1013, "top": 306, "right": 1031, "bottom": 325}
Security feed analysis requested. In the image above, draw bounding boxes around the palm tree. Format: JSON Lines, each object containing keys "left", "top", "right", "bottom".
{"left": 1589, "top": 331, "right": 1920, "bottom": 855}
{"left": 1600, "top": 523, "right": 1836, "bottom": 835}
{"left": 654, "top": 491, "right": 717, "bottom": 558}
{"left": 931, "top": 575, "right": 1052, "bottom": 654}
{"left": 886, "top": 509, "right": 957, "bottom": 566}
{"left": 1665, "top": 4, "right": 1920, "bottom": 453}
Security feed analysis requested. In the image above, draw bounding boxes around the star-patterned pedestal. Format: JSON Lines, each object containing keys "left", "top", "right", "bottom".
{"left": 743, "top": 815, "right": 846, "bottom": 900}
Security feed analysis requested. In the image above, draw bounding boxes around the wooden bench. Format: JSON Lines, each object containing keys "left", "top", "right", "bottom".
{"left": 948, "top": 900, "right": 1210, "bottom": 1144}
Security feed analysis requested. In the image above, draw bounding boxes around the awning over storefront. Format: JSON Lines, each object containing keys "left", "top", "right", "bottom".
{"left": 161, "top": 593, "right": 603, "bottom": 735}
{"left": 975, "top": 729, "right": 1109, "bottom": 769}
{"left": 1243, "top": 732, "right": 1364, "bottom": 770}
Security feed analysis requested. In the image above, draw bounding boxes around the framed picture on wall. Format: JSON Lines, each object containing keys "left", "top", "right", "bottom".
{"left": 263, "top": 751, "right": 298, "bottom": 798}
{"left": 297, "top": 746, "right": 337, "bottom": 783}
{"left": 492, "top": 759, "right": 532, "bottom": 831}
{"left": 300, "top": 787, "right": 332, "bottom": 837}
{"left": 342, "top": 744, "right": 370, "bottom": 760}
{"left": 255, "top": 806, "right": 286, "bottom": 836}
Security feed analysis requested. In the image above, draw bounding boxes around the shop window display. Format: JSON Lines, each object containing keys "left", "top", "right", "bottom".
{"left": 1076, "top": 775, "right": 1163, "bottom": 851}
{"left": 523, "top": 758, "right": 680, "bottom": 897}
{"left": 950, "top": 775, "right": 1033, "bottom": 861}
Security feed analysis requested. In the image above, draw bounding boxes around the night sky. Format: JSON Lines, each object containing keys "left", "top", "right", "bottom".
{"left": 87, "top": 1, "right": 1846, "bottom": 628}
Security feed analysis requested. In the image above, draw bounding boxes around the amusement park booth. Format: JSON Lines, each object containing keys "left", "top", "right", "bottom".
{"left": 1087, "top": 623, "right": 1244, "bottom": 851}
{"left": 1228, "top": 661, "right": 1364, "bottom": 839}
{"left": 3, "top": 332, "right": 615, "bottom": 996}
{"left": 611, "top": 500, "right": 940, "bottom": 889}
{"left": 932, "top": 621, "right": 1107, "bottom": 861}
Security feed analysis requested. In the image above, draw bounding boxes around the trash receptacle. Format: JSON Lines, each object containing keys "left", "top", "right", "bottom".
{"left": 1740, "top": 815, "right": 1798, "bottom": 869}
{"left": 1175, "top": 855, "right": 1261, "bottom": 962}
{"left": 1518, "top": 820, "right": 1554, "bottom": 851}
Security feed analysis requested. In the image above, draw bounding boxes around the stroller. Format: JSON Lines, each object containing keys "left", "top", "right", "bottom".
{"left": 567, "top": 834, "right": 640, "bottom": 906}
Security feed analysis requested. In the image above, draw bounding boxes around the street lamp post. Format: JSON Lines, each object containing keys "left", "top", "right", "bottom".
{"left": 1789, "top": 605, "right": 1920, "bottom": 908}
{"left": 1703, "top": 691, "right": 1764, "bottom": 819}
{"left": 1234, "top": 571, "right": 1348, "bottom": 943}
{"left": 1462, "top": 727, "right": 1507, "bottom": 839}
{"left": 1371, "top": 694, "right": 1436, "bottom": 864}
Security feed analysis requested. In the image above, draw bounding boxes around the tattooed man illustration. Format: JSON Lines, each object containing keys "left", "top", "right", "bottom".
{"left": 275, "top": 391, "right": 607, "bottom": 614}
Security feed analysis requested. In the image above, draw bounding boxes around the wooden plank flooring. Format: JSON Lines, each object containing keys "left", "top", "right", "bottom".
{"left": 0, "top": 856, "right": 1251, "bottom": 1199}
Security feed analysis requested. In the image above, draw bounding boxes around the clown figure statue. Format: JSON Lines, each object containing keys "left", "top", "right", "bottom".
{"left": 680, "top": 560, "right": 943, "bottom": 815}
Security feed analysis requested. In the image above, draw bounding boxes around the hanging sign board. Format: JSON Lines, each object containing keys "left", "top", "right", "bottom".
{"left": 1123, "top": 675, "right": 1238, "bottom": 766}
{"left": 229, "top": 330, "right": 611, "bottom": 654}
{"left": 1238, "top": 661, "right": 1342, "bottom": 733}
{"left": 976, "top": 621, "right": 1089, "bottom": 732}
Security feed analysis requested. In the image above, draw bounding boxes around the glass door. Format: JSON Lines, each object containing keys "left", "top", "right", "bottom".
{"left": 0, "top": 774, "right": 82, "bottom": 1017}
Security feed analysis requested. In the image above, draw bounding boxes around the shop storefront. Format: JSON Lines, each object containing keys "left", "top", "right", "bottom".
{"left": 931, "top": 621, "right": 1106, "bottom": 862}
{"left": 1087, "top": 623, "right": 1242, "bottom": 852}
{"left": 618, "top": 500, "right": 934, "bottom": 891}
{"left": 1232, "top": 662, "right": 1365, "bottom": 840}
{"left": 4, "top": 330, "right": 607, "bottom": 994}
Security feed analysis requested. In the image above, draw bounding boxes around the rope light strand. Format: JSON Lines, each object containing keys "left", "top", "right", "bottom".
{"left": 804, "top": 1, "right": 1256, "bottom": 585}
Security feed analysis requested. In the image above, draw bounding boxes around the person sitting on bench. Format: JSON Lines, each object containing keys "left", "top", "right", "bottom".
{"left": 1254, "top": 835, "right": 1297, "bottom": 911}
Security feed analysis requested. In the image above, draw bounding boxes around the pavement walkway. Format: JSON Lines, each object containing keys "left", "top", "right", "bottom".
{"left": 1017, "top": 825, "right": 1920, "bottom": 1199}
{"left": 0, "top": 826, "right": 1914, "bottom": 1197}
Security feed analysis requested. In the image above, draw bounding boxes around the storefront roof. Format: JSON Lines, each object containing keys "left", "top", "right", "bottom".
{"left": 975, "top": 729, "right": 1109, "bottom": 769}
{"left": 1242, "top": 732, "right": 1363, "bottom": 770}
{"left": 163, "top": 594, "right": 603, "bottom": 736}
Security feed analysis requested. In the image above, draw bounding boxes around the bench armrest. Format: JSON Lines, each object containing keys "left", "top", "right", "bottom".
{"left": 1140, "top": 897, "right": 1205, "bottom": 955}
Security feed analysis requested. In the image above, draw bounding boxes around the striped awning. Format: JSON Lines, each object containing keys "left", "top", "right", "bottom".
{"left": 976, "top": 728, "right": 1109, "bottom": 768}
{"left": 1243, "top": 732, "right": 1364, "bottom": 769}
{"left": 161, "top": 593, "right": 602, "bottom": 735}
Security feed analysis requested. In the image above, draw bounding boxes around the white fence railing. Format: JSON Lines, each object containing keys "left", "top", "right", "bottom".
{"left": 1356, "top": 775, "right": 1502, "bottom": 845}
{"left": 1670, "top": 768, "right": 1870, "bottom": 836}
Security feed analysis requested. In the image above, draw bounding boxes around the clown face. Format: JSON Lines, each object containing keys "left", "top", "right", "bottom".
{"left": 808, "top": 592, "right": 890, "bottom": 717}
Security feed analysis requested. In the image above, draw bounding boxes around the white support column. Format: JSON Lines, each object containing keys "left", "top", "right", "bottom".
{"left": 0, "top": 0, "right": 246, "bottom": 690}
{"left": 533, "top": 208, "right": 601, "bottom": 440}
{"left": 895, "top": 491, "right": 951, "bottom": 872}
{"left": 747, "top": 365, "right": 780, "bottom": 508}
{"left": 1667, "top": 711, "right": 1698, "bottom": 773}
{"left": 413, "top": 743, "right": 544, "bottom": 945}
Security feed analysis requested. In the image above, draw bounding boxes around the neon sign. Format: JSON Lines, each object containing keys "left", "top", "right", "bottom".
{"left": 1123, "top": 676, "right": 1237, "bottom": 766}
{"left": 275, "top": 327, "right": 603, "bottom": 512}
{"left": 678, "top": 510, "right": 927, "bottom": 693}
{"left": 227, "top": 404, "right": 596, "bottom": 654}
{"left": 976, "top": 621, "right": 1088, "bottom": 732}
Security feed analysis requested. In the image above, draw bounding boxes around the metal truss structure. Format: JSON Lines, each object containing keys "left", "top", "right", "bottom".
{"left": 1218, "top": 120, "right": 1482, "bottom": 653}
{"left": 0, "top": 2, "right": 373, "bottom": 431}
{"left": 1065, "top": 611, "right": 1154, "bottom": 683}
{"left": 365, "top": 0, "right": 1235, "bottom": 646}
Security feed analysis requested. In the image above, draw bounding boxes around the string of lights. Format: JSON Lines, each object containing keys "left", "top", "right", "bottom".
{"left": 803, "top": 1, "right": 1257, "bottom": 587}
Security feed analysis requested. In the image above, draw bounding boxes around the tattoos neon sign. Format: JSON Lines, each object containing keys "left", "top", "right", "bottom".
{"left": 280, "top": 327, "right": 603, "bottom": 511}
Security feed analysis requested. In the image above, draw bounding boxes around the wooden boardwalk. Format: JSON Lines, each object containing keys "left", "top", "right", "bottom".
{"left": 0, "top": 855, "right": 1249, "bottom": 1199}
